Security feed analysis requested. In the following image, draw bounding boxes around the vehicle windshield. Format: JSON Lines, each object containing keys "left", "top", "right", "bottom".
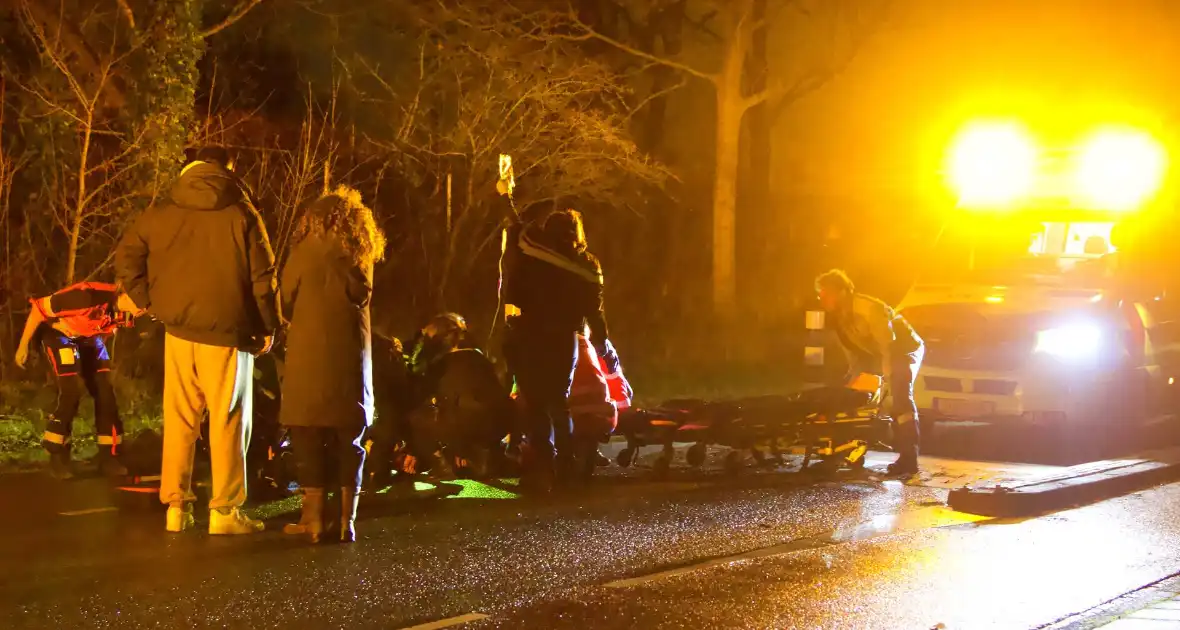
{"left": 918, "top": 220, "right": 1114, "bottom": 288}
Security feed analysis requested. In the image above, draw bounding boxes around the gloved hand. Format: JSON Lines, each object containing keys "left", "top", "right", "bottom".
{"left": 600, "top": 339, "right": 634, "bottom": 406}
{"left": 600, "top": 339, "right": 623, "bottom": 374}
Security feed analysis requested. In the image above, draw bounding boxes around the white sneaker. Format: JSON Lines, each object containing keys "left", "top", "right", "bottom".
{"left": 166, "top": 505, "right": 195, "bottom": 533}
{"left": 209, "top": 507, "right": 265, "bottom": 535}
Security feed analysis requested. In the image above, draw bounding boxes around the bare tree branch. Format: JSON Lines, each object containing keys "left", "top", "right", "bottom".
{"left": 116, "top": 0, "right": 136, "bottom": 30}
{"left": 767, "top": 0, "right": 888, "bottom": 123}
{"left": 200, "top": 0, "right": 266, "bottom": 38}
{"left": 567, "top": 11, "right": 719, "bottom": 83}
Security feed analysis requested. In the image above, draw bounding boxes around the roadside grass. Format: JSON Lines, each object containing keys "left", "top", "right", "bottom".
{"left": 0, "top": 378, "right": 163, "bottom": 472}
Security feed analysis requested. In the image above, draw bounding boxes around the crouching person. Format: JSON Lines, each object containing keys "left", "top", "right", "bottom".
{"left": 409, "top": 313, "right": 513, "bottom": 478}
{"left": 13, "top": 281, "right": 143, "bottom": 479}
{"left": 281, "top": 186, "right": 385, "bottom": 543}
{"left": 365, "top": 333, "right": 416, "bottom": 489}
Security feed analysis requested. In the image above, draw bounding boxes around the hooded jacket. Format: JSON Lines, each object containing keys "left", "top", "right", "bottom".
{"left": 114, "top": 161, "right": 280, "bottom": 349}
{"left": 504, "top": 221, "right": 609, "bottom": 352}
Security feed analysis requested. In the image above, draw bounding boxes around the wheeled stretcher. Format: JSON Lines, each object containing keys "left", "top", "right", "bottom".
{"left": 614, "top": 374, "right": 887, "bottom": 475}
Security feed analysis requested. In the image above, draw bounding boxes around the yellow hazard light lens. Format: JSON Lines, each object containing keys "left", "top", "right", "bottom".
{"left": 948, "top": 122, "right": 1038, "bottom": 208}
{"left": 1074, "top": 128, "right": 1166, "bottom": 211}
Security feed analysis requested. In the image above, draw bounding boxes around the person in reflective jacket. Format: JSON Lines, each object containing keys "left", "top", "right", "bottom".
{"left": 13, "top": 281, "right": 143, "bottom": 479}
{"left": 503, "top": 209, "right": 610, "bottom": 493}
{"left": 816, "top": 269, "right": 925, "bottom": 475}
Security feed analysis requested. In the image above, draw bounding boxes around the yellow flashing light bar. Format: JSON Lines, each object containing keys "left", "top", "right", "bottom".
{"left": 946, "top": 121, "right": 1167, "bottom": 212}
{"left": 1074, "top": 127, "right": 1167, "bottom": 212}
{"left": 948, "top": 122, "right": 1037, "bottom": 208}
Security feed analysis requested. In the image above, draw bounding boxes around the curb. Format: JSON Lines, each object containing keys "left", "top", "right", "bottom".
{"left": 948, "top": 448, "right": 1180, "bottom": 517}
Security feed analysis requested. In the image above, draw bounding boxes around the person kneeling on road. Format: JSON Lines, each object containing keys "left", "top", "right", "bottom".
{"left": 14, "top": 281, "right": 143, "bottom": 479}
{"left": 364, "top": 333, "right": 416, "bottom": 489}
{"left": 407, "top": 313, "right": 514, "bottom": 479}
{"left": 816, "top": 269, "right": 925, "bottom": 476}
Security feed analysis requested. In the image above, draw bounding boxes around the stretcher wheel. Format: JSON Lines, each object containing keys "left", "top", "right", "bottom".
{"left": 686, "top": 443, "right": 707, "bottom": 467}
{"left": 617, "top": 447, "right": 636, "bottom": 468}
{"left": 724, "top": 451, "right": 742, "bottom": 475}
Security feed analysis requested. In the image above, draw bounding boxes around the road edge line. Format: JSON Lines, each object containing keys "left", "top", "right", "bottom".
{"left": 396, "top": 612, "right": 489, "bottom": 630}
{"left": 58, "top": 506, "right": 118, "bottom": 516}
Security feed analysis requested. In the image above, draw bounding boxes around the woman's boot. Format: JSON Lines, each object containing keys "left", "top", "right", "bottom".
{"left": 283, "top": 487, "right": 324, "bottom": 542}
{"left": 340, "top": 486, "right": 360, "bottom": 543}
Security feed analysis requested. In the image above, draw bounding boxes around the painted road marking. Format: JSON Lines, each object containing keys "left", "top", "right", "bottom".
{"left": 58, "top": 507, "right": 118, "bottom": 516}
{"left": 397, "top": 613, "right": 489, "bottom": 630}
{"left": 604, "top": 506, "right": 988, "bottom": 588}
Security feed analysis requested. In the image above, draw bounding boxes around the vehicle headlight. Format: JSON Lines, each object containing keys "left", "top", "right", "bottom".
{"left": 1034, "top": 324, "right": 1102, "bottom": 360}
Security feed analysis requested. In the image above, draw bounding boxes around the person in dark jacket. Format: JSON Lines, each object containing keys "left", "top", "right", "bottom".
{"left": 503, "top": 209, "right": 610, "bottom": 493}
{"left": 280, "top": 185, "right": 385, "bottom": 544}
{"left": 407, "top": 313, "right": 513, "bottom": 478}
{"left": 115, "top": 146, "right": 279, "bottom": 535}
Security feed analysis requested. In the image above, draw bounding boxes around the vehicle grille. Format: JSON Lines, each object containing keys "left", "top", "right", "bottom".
{"left": 904, "top": 304, "right": 1037, "bottom": 372}
{"left": 923, "top": 376, "right": 963, "bottom": 392}
{"left": 971, "top": 379, "right": 1018, "bottom": 396}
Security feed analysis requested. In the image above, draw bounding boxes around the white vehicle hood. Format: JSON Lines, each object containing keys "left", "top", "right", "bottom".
{"left": 898, "top": 283, "right": 1104, "bottom": 315}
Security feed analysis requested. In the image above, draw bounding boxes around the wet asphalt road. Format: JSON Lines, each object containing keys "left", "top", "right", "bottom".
{"left": 2, "top": 421, "right": 1180, "bottom": 630}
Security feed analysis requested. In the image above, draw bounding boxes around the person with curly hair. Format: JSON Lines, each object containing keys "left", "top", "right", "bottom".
{"left": 280, "top": 185, "right": 386, "bottom": 543}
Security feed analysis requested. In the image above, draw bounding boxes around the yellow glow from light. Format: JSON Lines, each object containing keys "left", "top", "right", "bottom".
{"left": 1074, "top": 128, "right": 1167, "bottom": 211}
{"left": 948, "top": 122, "right": 1037, "bottom": 207}
{"left": 985, "top": 295, "right": 1004, "bottom": 304}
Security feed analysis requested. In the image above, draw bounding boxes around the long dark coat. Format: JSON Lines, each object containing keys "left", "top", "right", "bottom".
{"left": 279, "top": 233, "right": 375, "bottom": 431}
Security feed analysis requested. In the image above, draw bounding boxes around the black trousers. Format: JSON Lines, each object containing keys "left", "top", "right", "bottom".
{"left": 40, "top": 334, "right": 122, "bottom": 456}
{"left": 289, "top": 426, "right": 367, "bottom": 489}
{"left": 507, "top": 324, "right": 577, "bottom": 477}
{"left": 890, "top": 346, "right": 924, "bottom": 461}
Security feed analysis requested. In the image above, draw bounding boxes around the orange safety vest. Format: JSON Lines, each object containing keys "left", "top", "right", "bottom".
{"left": 569, "top": 335, "right": 618, "bottom": 432}
{"left": 32, "top": 281, "right": 122, "bottom": 338}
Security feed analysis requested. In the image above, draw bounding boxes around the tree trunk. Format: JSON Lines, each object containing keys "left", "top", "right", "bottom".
{"left": 711, "top": 38, "right": 746, "bottom": 320}
{"left": 739, "top": 0, "right": 771, "bottom": 318}
{"left": 67, "top": 115, "right": 94, "bottom": 284}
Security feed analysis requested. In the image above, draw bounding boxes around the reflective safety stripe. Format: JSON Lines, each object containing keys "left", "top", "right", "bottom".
{"left": 42, "top": 432, "right": 69, "bottom": 445}
{"left": 805, "top": 346, "right": 825, "bottom": 366}
{"left": 519, "top": 231, "right": 603, "bottom": 284}
{"left": 96, "top": 435, "right": 123, "bottom": 446}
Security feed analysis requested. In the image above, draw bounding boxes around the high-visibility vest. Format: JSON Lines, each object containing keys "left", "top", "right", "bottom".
{"left": 570, "top": 335, "right": 617, "bottom": 431}
{"left": 33, "top": 281, "right": 122, "bottom": 338}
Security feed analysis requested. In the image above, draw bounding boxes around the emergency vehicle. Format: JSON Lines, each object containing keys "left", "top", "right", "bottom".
{"left": 898, "top": 121, "right": 1180, "bottom": 428}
